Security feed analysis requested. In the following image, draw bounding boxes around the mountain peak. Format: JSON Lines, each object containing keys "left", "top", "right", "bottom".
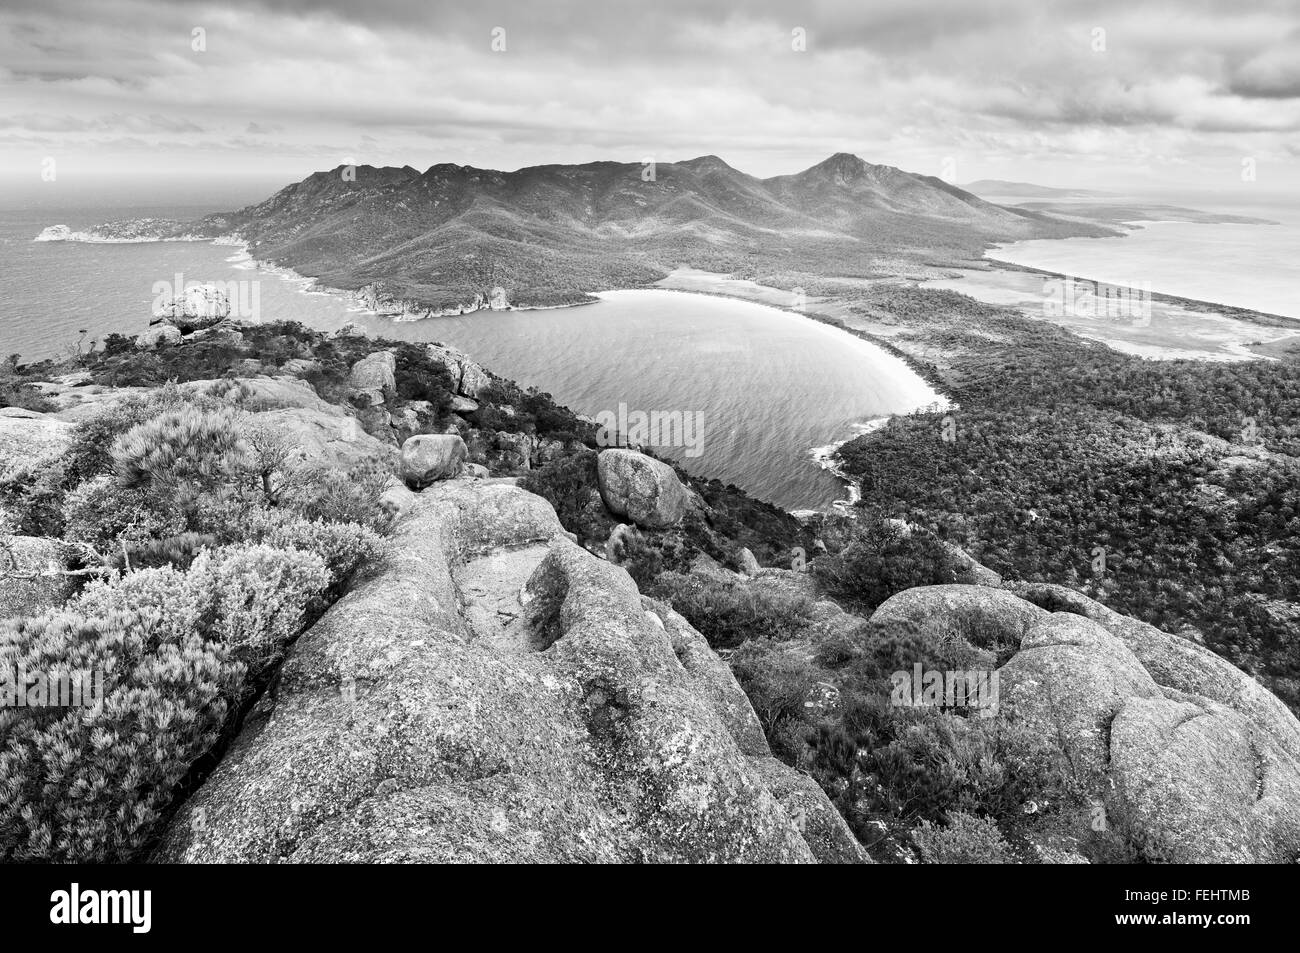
{"left": 787, "top": 152, "right": 880, "bottom": 186}
{"left": 817, "top": 152, "right": 868, "bottom": 172}
{"left": 679, "top": 154, "right": 735, "bottom": 172}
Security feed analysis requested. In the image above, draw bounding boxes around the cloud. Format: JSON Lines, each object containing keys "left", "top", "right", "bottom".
{"left": 0, "top": 0, "right": 1297, "bottom": 190}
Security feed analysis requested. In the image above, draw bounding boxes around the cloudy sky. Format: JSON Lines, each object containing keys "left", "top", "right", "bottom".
{"left": 2, "top": 0, "right": 1298, "bottom": 203}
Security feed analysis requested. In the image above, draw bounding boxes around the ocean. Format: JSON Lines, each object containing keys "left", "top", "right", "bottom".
{"left": 925, "top": 190, "right": 1300, "bottom": 359}
{"left": 4, "top": 188, "right": 1295, "bottom": 510}
{"left": 0, "top": 202, "right": 944, "bottom": 511}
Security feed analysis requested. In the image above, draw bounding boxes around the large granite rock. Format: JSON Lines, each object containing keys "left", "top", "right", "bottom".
{"left": 134, "top": 324, "right": 183, "bottom": 349}
{"left": 400, "top": 434, "right": 467, "bottom": 488}
{"left": 999, "top": 614, "right": 1161, "bottom": 777}
{"left": 153, "top": 482, "right": 857, "bottom": 863}
{"left": 0, "top": 536, "right": 78, "bottom": 619}
{"left": 869, "top": 584, "right": 1047, "bottom": 654}
{"left": 428, "top": 344, "right": 490, "bottom": 399}
{"left": 1111, "top": 694, "right": 1300, "bottom": 863}
{"left": 182, "top": 375, "right": 337, "bottom": 414}
{"left": 879, "top": 583, "right": 1300, "bottom": 864}
{"left": 493, "top": 431, "right": 535, "bottom": 472}
{"left": 348, "top": 351, "right": 396, "bottom": 406}
{"left": 596, "top": 449, "right": 688, "bottom": 530}
{"left": 255, "top": 406, "right": 393, "bottom": 470}
{"left": 1008, "top": 582, "right": 1300, "bottom": 765}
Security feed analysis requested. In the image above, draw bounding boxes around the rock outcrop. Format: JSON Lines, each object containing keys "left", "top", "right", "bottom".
{"left": 428, "top": 344, "right": 490, "bottom": 399}
{"left": 348, "top": 350, "right": 397, "bottom": 407}
{"left": 153, "top": 481, "right": 865, "bottom": 863}
{"left": 400, "top": 434, "right": 468, "bottom": 488}
{"left": 596, "top": 449, "right": 689, "bottom": 530}
{"left": 135, "top": 324, "right": 183, "bottom": 350}
{"left": 869, "top": 583, "right": 1300, "bottom": 864}
{"left": 0, "top": 408, "right": 72, "bottom": 476}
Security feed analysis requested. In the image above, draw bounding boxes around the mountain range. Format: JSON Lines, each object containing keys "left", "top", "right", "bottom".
{"left": 158, "top": 154, "right": 1112, "bottom": 311}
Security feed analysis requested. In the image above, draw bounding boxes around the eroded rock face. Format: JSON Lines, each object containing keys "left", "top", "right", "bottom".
{"left": 596, "top": 449, "right": 688, "bottom": 530}
{"left": 401, "top": 434, "right": 468, "bottom": 488}
{"left": 1008, "top": 582, "right": 1300, "bottom": 766}
{"left": 152, "top": 482, "right": 860, "bottom": 863}
{"left": 1111, "top": 694, "right": 1300, "bottom": 863}
{"left": 999, "top": 614, "right": 1161, "bottom": 778}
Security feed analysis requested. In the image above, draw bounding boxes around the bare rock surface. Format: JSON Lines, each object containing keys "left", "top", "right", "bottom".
{"left": 0, "top": 408, "right": 73, "bottom": 476}
{"left": 401, "top": 434, "right": 468, "bottom": 488}
{"left": 1008, "top": 581, "right": 1300, "bottom": 765}
{"left": 348, "top": 350, "right": 396, "bottom": 406}
{"left": 153, "top": 481, "right": 852, "bottom": 863}
{"left": 596, "top": 448, "right": 688, "bottom": 530}
{"left": 882, "top": 583, "right": 1300, "bottom": 863}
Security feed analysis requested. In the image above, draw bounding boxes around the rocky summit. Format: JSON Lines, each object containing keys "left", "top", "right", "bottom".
{"left": 153, "top": 479, "right": 866, "bottom": 863}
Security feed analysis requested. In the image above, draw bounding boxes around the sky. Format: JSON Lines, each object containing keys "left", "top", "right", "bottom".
{"left": 1, "top": 0, "right": 1298, "bottom": 206}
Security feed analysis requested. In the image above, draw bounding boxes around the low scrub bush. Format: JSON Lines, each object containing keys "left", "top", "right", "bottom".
{"left": 730, "top": 639, "right": 822, "bottom": 760}
{"left": 912, "top": 811, "right": 1013, "bottom": 864}
{"left": 651, "top": 571, "right": 814, "bottom": 650}
{"left": 521, "top": 451, "right": 614, "bottom": 543}
{"left": 0, "top": 604, "right": 243, "bottom": 862}
{"left": 0, "top": 540, "right": 329, "bottom": 863}
{"left": 813, "top": 512, "right": 957, "bottom": 613}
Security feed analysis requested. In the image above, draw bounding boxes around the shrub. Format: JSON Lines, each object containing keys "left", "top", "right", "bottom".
{"left": 392, "top": 343, "right": 456, "bottom": 409}
{"left": 260, "top": 516, "right": 383, "bottom": 591}
{"left": 730, "top": 639, "right": 822, "bottom": 760}
{"left": 813, "top": 513, "right": 957, "bottom": 613}
{"left": 617, "top": 526, "right": 693, "bottom": 590}
{"left": 0, "top": 540, "right": 330, "bottom": 862}
{"left": 858, "top": 710, "right": 1073, "bottom": 823}
{"left": 912, "top": 811, "right": 1013, "bottom": 864}
{"left": 61, "top": 475, "right": 187, "bottom": 552}
{"left": 651, "top": 571, "right": 814, "bottom": 650}
{"left": 112, "top": 404, "right": 250, "bottom": 493}
{"left": 277, "top": 457, "right": 392, "bottom": 532}
{"left": 0, "top": 604, "right": 243, "bottom": 862}
{"left": 520, "top": 451, "right": 612, "bottom": 542}
{"left": 0, "top": 380, "right": 54, "bottom": 413}
{"left": 187, "top": 544, "right": 329, "bottom": 670}
{"left": 0, "top": 457, "right": 70, "bottom": 537}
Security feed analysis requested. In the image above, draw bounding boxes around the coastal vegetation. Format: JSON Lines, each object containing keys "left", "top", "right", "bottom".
{"left": 832, "top": 283, "right": 1300, "bottom": 713}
